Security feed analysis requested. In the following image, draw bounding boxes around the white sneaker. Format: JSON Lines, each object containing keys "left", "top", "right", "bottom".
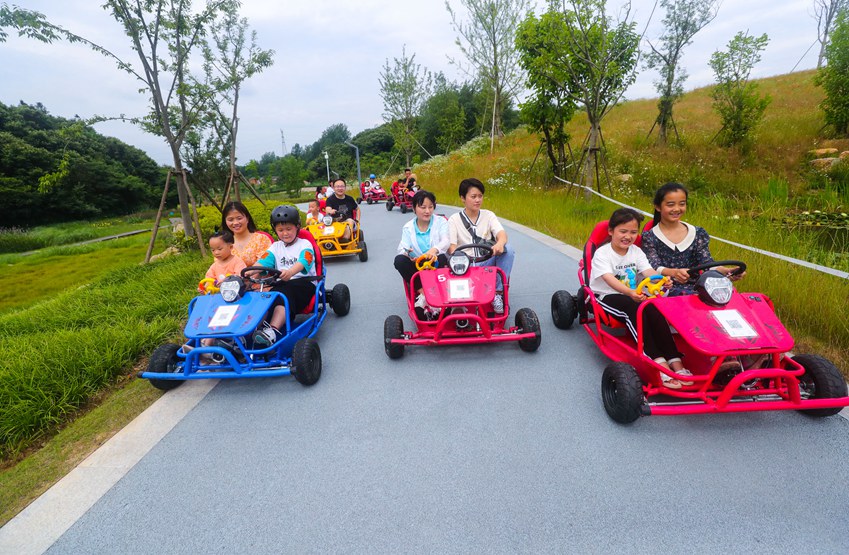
{"left": 253, "top": 323, "right": 279, "bottom": 347}
{"left": 415, "top": 293, "right": 427, "bottom": 309}
{"left": 492, "top": 293, "right": 505, "bottom": 314}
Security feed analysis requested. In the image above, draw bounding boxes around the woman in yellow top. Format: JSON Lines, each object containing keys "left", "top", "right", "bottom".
{"left": 220, "top": 201, "right": 273, "bottom": 267}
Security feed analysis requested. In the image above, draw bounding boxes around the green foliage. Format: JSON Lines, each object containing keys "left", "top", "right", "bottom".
{"left": 0, "top": 102, "right": 164, "bottom": 227}
{"left": 379, "top": 46, "right": 433, "bottom": 165}
{"left": 816, "top": 9, "right": 849, "bottom": 136}
{"left": 709, "top": 32, "right": 772, "bottom": 148}
{"left": 0, "top": 254, "right": 208, "bottom": 457}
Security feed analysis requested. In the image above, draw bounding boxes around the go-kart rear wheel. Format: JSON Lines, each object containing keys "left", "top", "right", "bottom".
{"left": 551, "top": 290, "right": 578, "bottom": 330}
{"left": 794, "top": 354, "right": 848, "bottom": 417}
{"left": 292, "top": 338, "right": 321, "bottom": 386}
{"left": 515, "top": 308, "right": 541, "bottom": 352}
{"left": 146, "top": 343, "right": 184, "bottom": 391}
{"left": 329, "top": 283, "right": 351, "bottom": 316}
{"left": 358, "top": 241, "right": 368, "bottom": 262}
{"left": 386, "top": 201, "right": 393, "bottom": 211}
{"left": 357, "top": 197, "right": 363, "bottom": 204}
{"left": 601, "top": 362, "right": 644, "bottom": 424}
{"left": 367, "top": 198, "right": 374, "bottom": 205}
{"left": 400, "top": 204, "right": 407, "bottom": 214}
{"left": 384, "top": 315, "right": 405, "bottom": 359}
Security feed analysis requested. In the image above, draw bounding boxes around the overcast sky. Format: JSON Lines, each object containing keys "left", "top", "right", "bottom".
{"left": 0, "top": 0, "right": 820, "bottom": 166}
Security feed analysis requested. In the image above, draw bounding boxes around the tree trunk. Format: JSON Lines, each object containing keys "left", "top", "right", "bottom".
{"left": 585, "top": 121, "right": 600, "bottom": 196}
{"left": 169, "top": 146, "right": 193, "bottom": 237}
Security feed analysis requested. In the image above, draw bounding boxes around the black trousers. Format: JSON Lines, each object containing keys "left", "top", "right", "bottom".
{"left": 394, "top": 254, "right": 449, "bottom": 285}
{"left": 596, "top": 294, "right": 680, "bottom": 361}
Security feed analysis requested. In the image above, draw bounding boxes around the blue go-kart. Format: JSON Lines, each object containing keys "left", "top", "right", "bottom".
{"left": 140, "top": 231, "right": 350, "bottom": 390}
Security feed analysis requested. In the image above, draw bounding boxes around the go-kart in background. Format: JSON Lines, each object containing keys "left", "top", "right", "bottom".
{"left": 17, "top": 201, "right": 849, "bottom": 553}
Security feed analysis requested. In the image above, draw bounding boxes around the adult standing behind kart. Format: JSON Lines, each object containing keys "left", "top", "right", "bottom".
{"left": 393, "top": 190, "right": 450, "bottom": 319}
{"left": 447, "top": 178, "right": 513, "bottom": 314}
{"left": 324, "top": 178, "right": 359, "bottom": 242}
{"left": 640, "top": 182, "right": 746, "bottom": 297}
{"left": 221, "top": 201, "right": 273, "bottom": 267}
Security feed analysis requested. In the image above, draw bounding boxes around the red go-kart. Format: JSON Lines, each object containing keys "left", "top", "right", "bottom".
{"left": 550, "top": 220, "right": 849, "bottom": 423}
{"left": 384, "top": 244, "right": 541, "bottom": 358}
{"left": 386, "top": 182, "right": 416, "bottom": 213}
{"left": 358, "top": 182, "right": 389, "bottom": 205}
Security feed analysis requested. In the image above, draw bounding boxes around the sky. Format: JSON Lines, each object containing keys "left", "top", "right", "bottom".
{"left": 0, "top": 0, "right": 822, "bottom": 166}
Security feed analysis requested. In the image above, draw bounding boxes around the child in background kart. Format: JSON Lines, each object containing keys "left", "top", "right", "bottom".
{"left": 252, "top": 205, "right": 317, "bottom": 347}
{"left": 447, "top": 178, "right": 513, "bottom": 314}
{"left": 394, "top": 189, "right": 450, "bottom": 320}
{"left": 324, "top": 178, "right": 359, "bottom": 241}
{"left": 305, "top": 199, "right": 324, "bottom": 225}
{"left": 590, "top": 208, "right": 694, "bottom": 389}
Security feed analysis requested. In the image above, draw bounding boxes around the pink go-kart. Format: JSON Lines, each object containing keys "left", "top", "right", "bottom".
{"left": 550, "top": 220, "right": 849, "bottom": 423}
{"left": 358, "top": 182, "right": 389, "bottom": 205}
{"left": 384, "top": 243, "right": 541, "bottom": 358}
{"left": 386, "top": 182, "right": 416, "bottom": 213}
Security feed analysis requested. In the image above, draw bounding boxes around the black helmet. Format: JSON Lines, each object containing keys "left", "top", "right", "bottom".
{"left": 270, "top": 205, "right": 300, "bottom": 227}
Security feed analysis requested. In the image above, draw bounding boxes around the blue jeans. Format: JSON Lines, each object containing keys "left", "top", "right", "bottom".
{"left": 476, "top": 243, "right": 514, "bottom": 290}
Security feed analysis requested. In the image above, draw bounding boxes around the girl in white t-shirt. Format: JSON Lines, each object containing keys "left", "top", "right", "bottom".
{"left": 589, "top": 208, "right": 693, "bottom": 389}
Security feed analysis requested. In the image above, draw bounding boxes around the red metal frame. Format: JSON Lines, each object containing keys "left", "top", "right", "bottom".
{"left": 360, "top": 182, "right": 389, "bottom": 203}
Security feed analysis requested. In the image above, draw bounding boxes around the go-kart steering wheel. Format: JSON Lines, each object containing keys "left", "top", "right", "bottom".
{"left": 635, "top": 275, "right": 670, "bottom": 298}
{"left": 453, "top": 242, "right": 494, "bottom": 263}
{"left": 415, "top": 255, "right": 438, "bottom": 271}
{"left": 198, "top": 277, "right": 219, "bottom": 294}
{"left": 686, "top": 260, "right": 747, "bottom": 279}
{"left": 241, "top": 266, "right": 281, "bottom": 285}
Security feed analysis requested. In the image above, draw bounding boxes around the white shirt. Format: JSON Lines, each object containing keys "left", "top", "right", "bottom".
{"left": 261, "top": 237, "right": 317, "bottom": 279}
{"left": 447, "top": 209, "right": 504, "bottom": 247}
{"left": 396, "top": 216, "right": 450, "bottom": 257}
{"left": 589, "top": 243, "right": 652, "bottom": 298}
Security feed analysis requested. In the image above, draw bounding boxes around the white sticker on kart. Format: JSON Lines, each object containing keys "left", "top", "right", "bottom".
{"left": 449, "top": 278, "right": 471, "bottom": 300}
{"left": 323, "top": 226, "right": 335, "bottom": 235}
{"left": 713, "top": 309, "right": 758, "bottom": 338}
{"left": 209, "top": 305, "right": 238, "bottom": 328}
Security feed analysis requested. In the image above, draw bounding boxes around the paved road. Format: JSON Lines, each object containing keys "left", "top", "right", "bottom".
{"left": 6, "top": 201, "right": 849, "bottom": 553}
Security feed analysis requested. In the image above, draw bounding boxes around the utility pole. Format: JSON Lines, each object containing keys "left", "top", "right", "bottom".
{"left": 280, "top": 129, "right": 287, "bottom": 156}
{"left": 323, "top": 151, "right": 330, "bottom": 182}
{"left": 345, "top": 141, "right": 361, "bottom": 185}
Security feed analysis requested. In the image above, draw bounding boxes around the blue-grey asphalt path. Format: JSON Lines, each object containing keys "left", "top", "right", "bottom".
{"left": 24, "top": 200, "right": 849, "bottom": 553}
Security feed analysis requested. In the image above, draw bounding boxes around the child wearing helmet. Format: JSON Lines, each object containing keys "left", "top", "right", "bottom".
{"left": 366, "top": 173, "right": 381, "bottom": 192}
{"left": 252, "top": 205, "right": 317, "bottom": 346}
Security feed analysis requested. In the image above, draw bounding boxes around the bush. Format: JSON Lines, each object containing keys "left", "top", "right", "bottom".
{"left": 816, "top": 9, "right": 849, "bottom": 136}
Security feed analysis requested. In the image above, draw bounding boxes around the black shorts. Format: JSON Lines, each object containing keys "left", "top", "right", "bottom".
{"left": 270, "top": 278, "right": 316, "bottom": 320}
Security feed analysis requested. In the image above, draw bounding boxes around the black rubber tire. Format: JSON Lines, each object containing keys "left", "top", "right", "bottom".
{"left": 291, "top": 338, "right": 321, "bottom": 386}
{"left": 601, "top": 362, "right": 644, "bottom": 423}
{"left": 384, "top": 315, "right": 405, "bottom": 359}
{"left": 358, "top": 241, "right": 368, "bottom": 262}
{"left": 146, "top": 343, "right": 184, "bottom": 391}
{"left": 386, "top": 201, "right": 393, "bottom": 211}
{"left": 551, "top": 290, "right": 578, "bottom": 330}
{"left": 515, "top": 308, "right": 541, "bottom": 352}
{"left": 794, "top": 354, "right": 848, "bottom": 417}
{"left": 357, "top": 197, "right": 363, "bottom": 204}
{"left": 329, "top": 283, "right": 350, "bottom": 316}
{"left": 400, "top": 204, "right": 407, "bottom": 214}
{"left": 367, "top": 198, "right": 374, "bottom": 205}
{"left": 358, "top": 230, "right": 365, "bottom": 242}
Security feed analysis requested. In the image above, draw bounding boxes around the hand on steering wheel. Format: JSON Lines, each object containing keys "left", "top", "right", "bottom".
{"left": 636, "top": 275, "right": 671, "bottom": 298}
{"left": 453, "top": 242, "right": 494, "bottom": 263}
{"left": 415, "top": 254, "right": 438, "bottom": 271}
{"left": 241, "top": 266, "right": 281, "bottom": 286}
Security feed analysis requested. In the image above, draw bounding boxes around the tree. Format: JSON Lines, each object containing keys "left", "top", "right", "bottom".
{"left": 446, "top": 0, "right": 531, "bottom": 152}
{"left": 516, "top": 10, "right": 578, "bottom": 180}
{"left": 543, "top": 0, "right": 640, "bottom": 191}
{"left": 816, "top": 9, "right": 849, "bottom": 135}
{"left": 200, "top": 8, "right": 273, "bottom": 203}
{"left": 275, "top": 155, "right": 309, "bottom": 197}
{"left": 419, "top": 75, "right": 468, "bottom": 155}
{"left": 645, "top": 0, "right": 719, "bottom": 144}
{"left": 709, "top": 31, "right": 771, "bottom": 148}
{"left": 379, "top": 46, "right": 432, "bottom": 167}
{"left": 814, "top": 0, "right": 849, "bottom": 68}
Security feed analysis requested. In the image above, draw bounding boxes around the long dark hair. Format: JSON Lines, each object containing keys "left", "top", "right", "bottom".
{"left": 221, "top": 201, "right": 258, "bottom": 234}
{"left": 652, "top": 182, "right": 688, "bottom": 225}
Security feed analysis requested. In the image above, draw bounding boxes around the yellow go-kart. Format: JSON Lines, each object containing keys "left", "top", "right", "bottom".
{"left": 306, "top": 214, "right": 368, "bottom": 262}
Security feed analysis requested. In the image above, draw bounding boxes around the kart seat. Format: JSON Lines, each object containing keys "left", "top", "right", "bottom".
{"left": 298, "top": 228, "right": 323, "bottom": 314}
{"left": 581, "top": 220, "right": 624, "bottom": 329}
{"left": 636, "top": 218, "right": 655, "bottom": 248}
{"left": 360, "top": 182, "right": 368, "bottom": 197}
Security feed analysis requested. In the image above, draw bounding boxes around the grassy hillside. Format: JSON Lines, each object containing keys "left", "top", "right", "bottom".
{"left": 417, "top": 70, "right": 849, "bottom": 372}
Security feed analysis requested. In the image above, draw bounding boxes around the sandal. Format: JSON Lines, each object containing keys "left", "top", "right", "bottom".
{"left": 663, "top": 369, "right": 694, "bottom": 388}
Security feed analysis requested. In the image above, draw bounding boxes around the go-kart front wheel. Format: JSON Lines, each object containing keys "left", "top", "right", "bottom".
{"left": 515, "top": 308, "right": 541, "bottom": 352}
{"left": 602, "top": 362, "right": 644, "bottom": 424}
{"left": 386, "top": 201, "right": 394, "bottom": 211}
{"left": 400, "top": 204, "right": 407, "bottom": 214}
{"left": 384, "top": 315, "right": 405, "bottom": 359}
{"left": 292, "top": 338, "right": 321, "bottom": 386}
{"left": 146, "top": 343, "right": 184, "bottom": 391}
{"left": 329, "top": 283, "right": 351, "bottom": 316}
{"left": 358, "top": 241, "right": 368, "bottom": 262}
{"left": 551, "top": 290, "right": 578, "bottom": 330}
{"left": 794, "top": 354, "right": 848, "bottom": 417}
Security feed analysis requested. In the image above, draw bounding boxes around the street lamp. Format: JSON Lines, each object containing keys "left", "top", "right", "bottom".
{"left": 323, "top": 151, "right": 330, "bottom": 183}
{"left": 344, "top": 141, "right": 361, "bottom": 185}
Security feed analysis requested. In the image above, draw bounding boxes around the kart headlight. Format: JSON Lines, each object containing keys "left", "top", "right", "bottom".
{"left": 219, "top": 276, "right": 245, "bottom": 303}
{"left": 695, "top": 270, "right": 733, "bottom": 306}
{"left": 449, "top": 251, "right": 470, "bottom": 276}
{"left": 322, "top": 215, "right": 333, "bottom": 226}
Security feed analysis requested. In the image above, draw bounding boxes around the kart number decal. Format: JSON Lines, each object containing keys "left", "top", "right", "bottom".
{"left": 449, "top": 279, "right": 471, "bottom": 300}
{"left": 209, "top": 305, "right": 239, "bottom": 328}
{"left": 713, "top": 309, "right": 758, "bottom": 338}
{"left": 323, "top": 226, "right": 335, "bottom": 235}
